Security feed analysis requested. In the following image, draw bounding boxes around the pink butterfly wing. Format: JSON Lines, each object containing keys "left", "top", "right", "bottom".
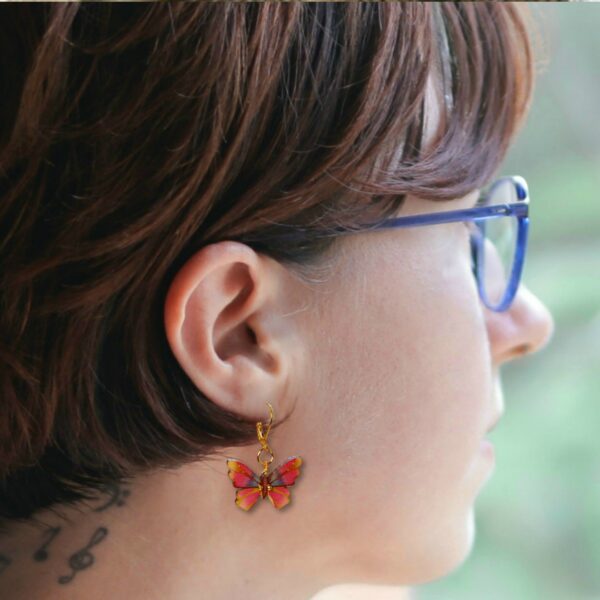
{"left": 267, "top": 485, "right": 291, "bottom": 509}
{"left": 226, "top": 458, "right": 261, "bottom": 488}
{"left": 268, "top": 456, "right": 303, "bottom": 487}
{"left": 235, "top": 487, "right": 262, "bottom": 511}
{"left": 267, "top": 456, "right": 303, "bottom": 510}
{"left": 226, "top": 458, "right": 262, "bottom": 511}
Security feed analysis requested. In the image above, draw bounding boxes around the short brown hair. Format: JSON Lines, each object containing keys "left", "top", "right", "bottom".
{"left": 0, "top": 2, "right": 539, "bottom": 526}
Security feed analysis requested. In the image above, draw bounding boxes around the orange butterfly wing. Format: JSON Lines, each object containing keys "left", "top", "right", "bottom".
{"left": 226, "top": 459, "right": 262, "bottom": 511}
{"left": 267, "top": 485, "right": 291, "bottom": 510}
{"left": 266, "top": 456, "right": 303, "bottom": 510}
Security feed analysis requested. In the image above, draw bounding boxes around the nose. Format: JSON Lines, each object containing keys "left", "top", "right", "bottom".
{"left": 485, "top": 283, "right": 555, "bottom": 365}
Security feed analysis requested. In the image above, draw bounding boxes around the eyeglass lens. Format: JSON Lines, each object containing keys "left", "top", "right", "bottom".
{"left": 470, "top": 179, "right": 520, "bottom": 308}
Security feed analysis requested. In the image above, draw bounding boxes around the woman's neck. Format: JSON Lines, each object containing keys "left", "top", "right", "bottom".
{"left": 0, "top": 457, "right": 413, "bottom": 600}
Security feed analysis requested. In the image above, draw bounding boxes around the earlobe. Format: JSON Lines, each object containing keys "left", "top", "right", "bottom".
{"left": 163, "top": 241, "right": 289, "bottom": 419}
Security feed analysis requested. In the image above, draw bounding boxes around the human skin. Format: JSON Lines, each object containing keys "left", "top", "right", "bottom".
{"left": 0, "top": 75, "right": 554, "bottom": 600}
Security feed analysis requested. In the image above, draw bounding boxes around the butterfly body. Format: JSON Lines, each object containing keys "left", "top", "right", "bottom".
{"left": 257, "top": 473, "right": 272, "bottom": 499}
{"left": 226, "top": 455, "right": 303, "bottom": 511}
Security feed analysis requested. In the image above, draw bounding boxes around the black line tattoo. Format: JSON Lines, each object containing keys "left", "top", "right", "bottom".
{"left": 33, "top": 526, "right": 62, "bottom": 562}
{"left": 58, "top": 527, "right": 108, "bottom": 585}
{"left": 0, "top": 553, "right": 11, "bottom": 575}
{"left": 93, "top": 482, "right": 131, "bottom": 512}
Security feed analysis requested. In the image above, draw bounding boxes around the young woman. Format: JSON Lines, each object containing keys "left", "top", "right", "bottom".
{"left": 0, "top": 3, "right": 554, "bottom": 599}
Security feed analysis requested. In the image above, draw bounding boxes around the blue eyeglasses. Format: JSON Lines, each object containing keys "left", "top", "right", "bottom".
{"left": 353, "top": 175, "right": 530, "bottom": 313}
{"left": 251, "top": 175, "right": 529, "bottom": 313}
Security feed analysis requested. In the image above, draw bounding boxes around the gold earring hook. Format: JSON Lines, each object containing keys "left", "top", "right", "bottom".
{"left": 256, "top": 402, "right": 274, "bottom": 474}
{"left": 256, "top": 401, "right": 273, "bottom": 447}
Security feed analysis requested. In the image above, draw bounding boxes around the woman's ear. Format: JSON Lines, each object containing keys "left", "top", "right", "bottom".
{"left": 163, "top": 240, "right": 300, "bottom": 422}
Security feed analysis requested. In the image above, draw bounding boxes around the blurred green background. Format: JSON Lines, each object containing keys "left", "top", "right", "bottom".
{"left": 417, "top": 4, "right": 600, "bottom": 600}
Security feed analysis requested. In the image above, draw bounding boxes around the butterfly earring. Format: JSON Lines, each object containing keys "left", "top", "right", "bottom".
{"left": 225, "top": 402, "right": 303, "bottom": 511}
